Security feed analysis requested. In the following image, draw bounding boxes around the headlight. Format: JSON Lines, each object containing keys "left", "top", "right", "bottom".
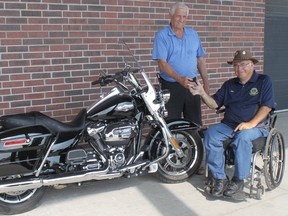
{"left": 161, "top": 89, "right": 170, "bottom": 104}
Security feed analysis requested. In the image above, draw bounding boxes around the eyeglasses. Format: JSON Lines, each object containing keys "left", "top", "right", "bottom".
{"left": 233, "top": 62, "right": 252, "bottom": 70}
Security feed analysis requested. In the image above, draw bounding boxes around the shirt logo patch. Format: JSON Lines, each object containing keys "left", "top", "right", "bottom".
{"left": 249, "top": 88, "right": 259, "bottom": 96}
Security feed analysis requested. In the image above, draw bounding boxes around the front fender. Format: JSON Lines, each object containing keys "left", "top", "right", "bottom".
{"left": 144, "top": 118, "right": 201, "bottom": 152}
{"left": 165, "top": 118, "right": 200, "bottom": 132}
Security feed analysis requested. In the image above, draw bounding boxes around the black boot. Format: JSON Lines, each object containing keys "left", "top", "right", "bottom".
{"left": 223, "top": 177, "right": 244, "bottom": 197}
{"left": 212, "top": 179, "right": 228, "bottom": 197}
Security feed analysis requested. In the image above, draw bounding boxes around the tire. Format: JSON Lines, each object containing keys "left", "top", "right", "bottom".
{"left": 147, "top": 128, "right": 203, "bottom": 183}
{"left": 264, "top": 128, "right": 285, "bottom": 190}
{"left": 0, "top": 187, "right": 46, "bottom": 215}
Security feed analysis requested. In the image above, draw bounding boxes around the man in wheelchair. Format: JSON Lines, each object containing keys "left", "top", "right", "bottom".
{"left": 189, "top": 50, "right": 275, "bottom": 198}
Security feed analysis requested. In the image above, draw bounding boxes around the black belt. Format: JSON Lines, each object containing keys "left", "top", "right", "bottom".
{"left": 158, "top": 75, "right": 197, "bottom": 84}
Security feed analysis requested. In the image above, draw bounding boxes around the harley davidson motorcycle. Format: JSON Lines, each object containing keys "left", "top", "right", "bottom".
{"left": 0, "top": 42, "right": 203, "bottom": 215}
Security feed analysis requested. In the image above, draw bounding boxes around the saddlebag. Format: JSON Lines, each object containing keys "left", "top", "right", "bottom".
{"left": 0, "top": 125, "right": 53, "bottom": 178}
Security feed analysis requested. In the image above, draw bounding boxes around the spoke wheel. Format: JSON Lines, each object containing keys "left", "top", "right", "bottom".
{"left": 0, "top": 189, "right": 38, "bottom": 204}
{"left": 264, "top": 128, "right": 285, "bottom": 190}
{"left": 148, "top": 130, "right": 203, "bottom": 183}
{"left": 0, "top": 187, "right": 46, "bottom": 215}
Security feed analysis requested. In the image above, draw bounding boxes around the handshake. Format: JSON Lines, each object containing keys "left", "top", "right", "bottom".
{"left": 188, "top": 78, "right": 204, "bottom": 96}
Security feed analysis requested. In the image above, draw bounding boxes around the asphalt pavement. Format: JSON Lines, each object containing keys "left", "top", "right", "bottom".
{"left": 13, "top": 111, "right": 288, "bottom": 216}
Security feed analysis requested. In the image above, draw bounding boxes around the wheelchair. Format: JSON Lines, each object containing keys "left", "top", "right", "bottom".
{"left": 203, "top": 110, "right": 286, "bottom": 200}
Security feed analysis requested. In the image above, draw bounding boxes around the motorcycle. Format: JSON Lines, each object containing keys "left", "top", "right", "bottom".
{"left": 0, "top": 42, "right": 203, "bottom": 215}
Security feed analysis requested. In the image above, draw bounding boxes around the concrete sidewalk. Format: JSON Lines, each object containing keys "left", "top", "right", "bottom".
{"left": 18, "top": 112, "right": 288, "bottom": 216}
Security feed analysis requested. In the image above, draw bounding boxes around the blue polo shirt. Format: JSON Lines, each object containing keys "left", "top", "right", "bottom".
{"left": 212, "top": 71, "right": 275, "bottom": 129}
{"left": 152, "top": 26, "right": 206, "bottom": 82}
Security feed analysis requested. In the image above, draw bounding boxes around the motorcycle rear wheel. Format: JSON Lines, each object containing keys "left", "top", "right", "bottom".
{"left": 148, "top": 129, "right": 203, "bottom": 183}
{"left": 0, "top": 187, "right": 46, "bottom": 215}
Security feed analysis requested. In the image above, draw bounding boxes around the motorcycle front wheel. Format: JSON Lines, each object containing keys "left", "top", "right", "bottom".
{"left": 0, "top": 187, "right": 46, "bottom": 215}
{"left": 147, "top": 128, "right": 203, "bottom": 183}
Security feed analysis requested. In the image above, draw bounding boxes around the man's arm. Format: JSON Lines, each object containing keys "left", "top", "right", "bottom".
{"left": 157, "top": 59, "right": 190, "bottom": 88}
{"left": 197, "top": 57, "right": 209, "bottom": 94}
{"left": 234, "top": 106, "right": 272, "bottom": 131}
{"left": 189, "top": 80, "right": 218, "bottom": 109}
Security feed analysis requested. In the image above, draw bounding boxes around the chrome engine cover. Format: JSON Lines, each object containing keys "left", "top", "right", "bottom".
{"left": 86, "top": 119, "right": 138, "bottom": 170}
{"left": 102, "top": 120, "right": 138, "bottom": 146}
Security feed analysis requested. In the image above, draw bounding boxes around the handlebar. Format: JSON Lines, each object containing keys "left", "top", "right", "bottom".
{"left": 91, "top": 71, "right": 124, "bottom": 86}
{"left": 91, "top": 69, "right": 139, "bottom": 86}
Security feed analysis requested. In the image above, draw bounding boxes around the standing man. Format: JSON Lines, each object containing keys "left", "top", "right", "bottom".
{"left": 152, "top": 2, "right": 209, "bottom": 126}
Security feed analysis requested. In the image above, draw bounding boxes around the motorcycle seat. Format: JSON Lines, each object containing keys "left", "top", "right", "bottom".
{"left": 0, "top": 109, "right": 87, "bottom": 136}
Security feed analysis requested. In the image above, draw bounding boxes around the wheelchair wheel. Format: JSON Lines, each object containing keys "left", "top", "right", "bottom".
{"left": 264, "top": 128, "right": 285, "bottom": 190}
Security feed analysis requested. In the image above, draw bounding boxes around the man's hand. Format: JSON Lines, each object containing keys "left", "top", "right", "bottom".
{"left": 178, "top": 76, "right": 194, "bottom": 89}
{"left": 188, "top": 80, "right": 205, "bottom": 96}
{"left": 188, "top": 80, "right": 219, "bottom": 109}
{"left": 234, "top": 122, "right": 256, "bottom": 132}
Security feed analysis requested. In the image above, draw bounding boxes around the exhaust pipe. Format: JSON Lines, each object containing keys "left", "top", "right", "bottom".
{"left": 0, "top": 168, "right": 122, "bottom": 193}
{"left": 0, "top": 179, "right": 43, "bottom": 193}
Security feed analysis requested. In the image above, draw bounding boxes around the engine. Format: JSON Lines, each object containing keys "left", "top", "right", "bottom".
{"left": 85, "top": 119, "right": 139, "bottom": 170}
{"left": 102, "top": 120, "right": 138, "bottom": 146}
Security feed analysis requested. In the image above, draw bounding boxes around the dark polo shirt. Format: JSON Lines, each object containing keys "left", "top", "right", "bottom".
{"left": 212, "top": 71, "right": 275, "bottom": 129}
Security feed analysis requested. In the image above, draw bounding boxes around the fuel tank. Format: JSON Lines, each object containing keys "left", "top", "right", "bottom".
{"left": 87, "top": 86, "right": 136, "bottom": 120}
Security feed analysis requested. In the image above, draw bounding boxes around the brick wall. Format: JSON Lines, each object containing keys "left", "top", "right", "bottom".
{"left": 0, "top": 0, "right": 265, "bottom": 126}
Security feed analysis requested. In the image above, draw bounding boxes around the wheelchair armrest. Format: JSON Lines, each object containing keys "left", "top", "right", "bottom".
{"left": 216, "top": 108, "right": 225, "bottom": 114}
{"left": 215, "top": 106, "right": 278, "bottom": 130}
{"left": 269, "top": 111, "right": 277, "bottom": 128}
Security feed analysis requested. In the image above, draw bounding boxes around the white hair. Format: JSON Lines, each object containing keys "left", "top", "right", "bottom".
{"left": 170, "top": 2, "right": 189, "bottom": 16}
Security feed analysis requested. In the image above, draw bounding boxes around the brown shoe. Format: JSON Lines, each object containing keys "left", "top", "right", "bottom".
{"left": 196, "top": 167, "right": 205, "bottom": 175}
